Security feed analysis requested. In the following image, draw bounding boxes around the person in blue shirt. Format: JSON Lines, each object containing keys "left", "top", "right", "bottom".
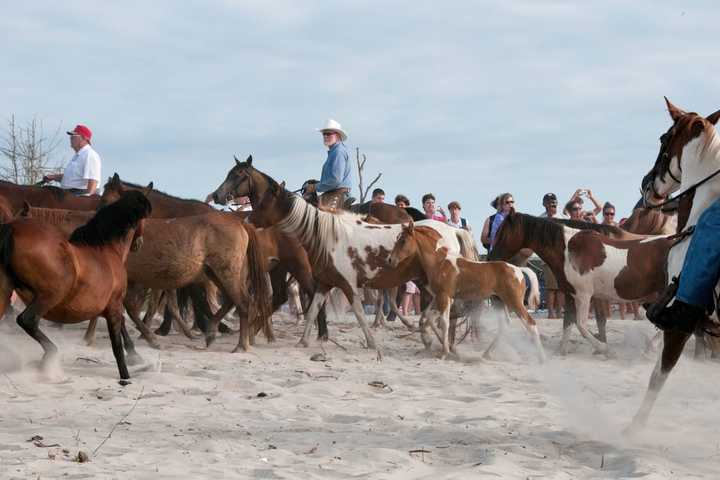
{"left": 316, "top": 119, "right": 353, "bottom": 210}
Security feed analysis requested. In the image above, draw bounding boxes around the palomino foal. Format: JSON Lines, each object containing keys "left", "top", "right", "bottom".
{"left": 390, "top": 224, "right": 545, "bottom": 362}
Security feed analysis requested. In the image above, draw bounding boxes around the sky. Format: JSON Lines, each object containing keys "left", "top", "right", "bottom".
{"left": 3, "top": 1, "right": 720, "bottom": 236}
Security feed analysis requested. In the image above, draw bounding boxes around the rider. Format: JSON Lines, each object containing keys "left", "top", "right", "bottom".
{"left": 43, "top": 124, "right": 102, "bottom": 195}
{"left": 647, "top": 198, "right": 720, "bottom": 336}
{"left": 316, "top": 119, "right": 353, "bottom": 210}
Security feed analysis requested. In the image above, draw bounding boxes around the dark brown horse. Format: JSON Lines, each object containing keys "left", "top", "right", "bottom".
{"left": 0, "top": 191, "right": 151, "bottom": 383}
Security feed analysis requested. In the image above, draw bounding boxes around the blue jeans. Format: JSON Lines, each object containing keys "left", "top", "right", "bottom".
{"left": 676, "top": 197, "right": 720, "bottom": 311}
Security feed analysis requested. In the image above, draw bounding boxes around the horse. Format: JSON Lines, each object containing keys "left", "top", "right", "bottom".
{"left": 488, "top": 212, "right": 674, "bottom": 356}
{"left": 0, "top": 180, "right": 100, "bottom": 213}
{"left": 390, "top": 224, "right": 545, "bottom": 362}
{"left": 208, "top": 156, "right": 480, "bottom": 353}
{"left": 0, "top": 190, "right": 151, "bottom": 383}
{"left": 627, "top": 98, "right": 720, "bottom": 432}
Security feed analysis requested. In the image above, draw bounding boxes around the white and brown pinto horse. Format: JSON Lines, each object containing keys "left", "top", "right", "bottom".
{"left": 209, "top": 156, "right": 480, "bottom": 354}
{"left": 628, "top": 98, "right": 720, "bottom": 432}
{"left": 489, "top": 212, "right": 674, "bottom": 356}
{"left": 390, "top": 224, "right": 545, "bottom": 362}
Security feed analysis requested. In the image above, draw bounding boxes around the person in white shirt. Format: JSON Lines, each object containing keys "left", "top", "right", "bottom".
{"left": 44, "top": 124, "right": 101, "bottom": 195}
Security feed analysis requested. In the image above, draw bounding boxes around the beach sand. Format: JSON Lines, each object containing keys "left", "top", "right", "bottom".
{"left": 1, "top": 310, "right": 719, "bottom": 479}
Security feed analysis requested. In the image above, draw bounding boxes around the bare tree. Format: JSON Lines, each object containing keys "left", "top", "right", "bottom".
{"left": 0, "top": 115, "right": 63, "bottom": 185}
{"left": 355, "top": 147, "right": 382, "bottom": 203}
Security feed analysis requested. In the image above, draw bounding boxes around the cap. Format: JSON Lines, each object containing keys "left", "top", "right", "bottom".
{"left": 66, "top": 125, "right": 92, "bottom": 142}
{"left": 542, "top": 193, "right": 557, "bottom": 204}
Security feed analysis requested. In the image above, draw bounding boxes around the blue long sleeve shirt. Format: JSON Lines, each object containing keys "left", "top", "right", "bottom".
{"left": 317, "top": 142, "right": 353, "bottom": 193}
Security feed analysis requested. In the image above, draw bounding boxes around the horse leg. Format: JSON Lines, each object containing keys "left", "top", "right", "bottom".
{"left": 388, "top": 286, "right": 416, "bottom": 331}
{"left": 298, "top": 290, "right": 329, "bottom": 347}
{"left": 164, "top": 290, "right": 197, "bottom": 340}
{"left": 16, "top": 298, "right": 58, "bottom": 369}
{"left": 506, "top": 292, "right": 546, "bottom": 363}
{"left": 559, "top": 295, "right": 576, "bottom": 355}
{"left": 120, "top": 322, "right": 143, "bottom": 366}
{"left": 594, "top": 301, "right": 608, "bottom": 343}
{"left": 349, "top": 296, "right": 378, "bottom": 351}
{"left": 84, "top": 318, "right": 98, "bottom": 347}
{"left": 574, "top": 295, "right": 610, "bottom": 355}
{"left": 371, "top": 289, "right": 385, "bottom": 328}
{"left": 693, "top": 330, "right": 707, "bottom": 361}
{"left": 119, "top": 289, "right": 161, "bottom": 349}
{"left": 627, "top": 329, "right": 692, "bottom": 433}
{"left": 204, "top": 298, "right": 234, "bottom": 348}
{"left": 438, "top": 302, "right": 452, "bottom": 360}
{"left": 483, "top": 305, "right": 508, "bottom": 360}
{"left": 105, "top": 310, "right": 130, "bottom": 383}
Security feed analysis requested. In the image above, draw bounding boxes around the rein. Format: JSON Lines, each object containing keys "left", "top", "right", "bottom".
{"left": 644, "top": 165, "right": 720, "bottom": 210}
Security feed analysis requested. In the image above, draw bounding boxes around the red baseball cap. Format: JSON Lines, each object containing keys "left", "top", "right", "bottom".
{"left": 66, "top": 124, "right": 92, "bottom": 142}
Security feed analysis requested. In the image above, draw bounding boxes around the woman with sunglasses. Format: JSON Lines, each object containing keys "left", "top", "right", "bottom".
{"left": 481, "top": 192, "right": 515, "bottom": 252}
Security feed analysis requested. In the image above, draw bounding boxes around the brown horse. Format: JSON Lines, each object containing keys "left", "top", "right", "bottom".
{"left": 24, "top": 204, "right": 273, "bottom": 352}
{"left": 390, "top": 224, "right": 545, "bottom": 361}
{"left": 0, "top": 191, "right": 151, "bottom": 383}
{"left": 0, "top": 180, "right": 100, "bottom": 213}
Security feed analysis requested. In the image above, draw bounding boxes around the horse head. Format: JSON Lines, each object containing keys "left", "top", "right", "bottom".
{"left": 210, "top": 155, "right": 260, "bottom": 205}
{"left": 642, "top": 97, "right": 720, "bottom": 206}
{"left": 100, "top": 173, "right": 154, "bottom": 210}
{"left": 389, "top": 222, "right": 416, "bottom": 268}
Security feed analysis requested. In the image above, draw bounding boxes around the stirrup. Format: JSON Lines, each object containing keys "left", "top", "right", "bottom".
{"left": 645, "top": 276, "right": 679, "bottom": 322}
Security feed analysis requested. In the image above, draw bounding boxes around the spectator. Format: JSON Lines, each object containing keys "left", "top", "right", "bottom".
{"left": 539, "top": 193, "right": 560, "bottom": 218}
{"left": 401, "top": 281, "right": 422, "bottom": 316}
{"left": 446, "top": 201, "right": 471, "bottom": 231}
{"left": 565, "top": 199, "right": 583, "bottom": 221}
{"left": 564, "top": 188, "right": 601, "bottom": 220}
{"left": 601, "top": 202, "right": 617, "bottom": 226}
{"left": 371, "top": 188, "right": 385, "bottom": 204}
{"left": 539, "top": 193, "right": 564, "bottom": 318}
{"left": 481, "top": 192, "right": 514, "bottom": 251}
{"left": 422, "top": 193, "right": 447, "bottom": 222}
{"left": 394, "top": 194, "right": 410, "bottom": 208}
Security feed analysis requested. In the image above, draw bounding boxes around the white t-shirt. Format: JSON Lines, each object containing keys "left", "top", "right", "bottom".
{"left": 61, "top": 145, "right": 102, "bottom": 189}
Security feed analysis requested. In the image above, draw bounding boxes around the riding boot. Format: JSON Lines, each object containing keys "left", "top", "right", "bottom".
{"left": 645, "top": 299, "right": 707, "bottom": 335}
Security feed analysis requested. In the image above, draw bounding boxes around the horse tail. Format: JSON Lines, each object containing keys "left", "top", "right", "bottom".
{"left": 244, "top": 223, "right": 274, "bottom": 340}
{"left": 455, "top": 229, "right": 481, "bottom": 261}
{"left": 0, "top": 224, "right": 16, "bottom": 317}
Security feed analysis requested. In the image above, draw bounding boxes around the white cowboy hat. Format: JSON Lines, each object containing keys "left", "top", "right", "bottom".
{"left": 317, "top": 118, "right": 348, "bottom": 142}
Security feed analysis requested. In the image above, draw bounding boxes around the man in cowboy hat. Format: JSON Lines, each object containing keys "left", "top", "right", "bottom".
{"left": 316, "top": 119, "right": 353, "bottom": 210}
{"left": 43, "top": 124, "right": 102, "bottom": 195}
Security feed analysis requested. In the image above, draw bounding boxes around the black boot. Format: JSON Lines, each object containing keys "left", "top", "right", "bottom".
{"left": 645, "top": 299, "right": 706, "bottom": 335}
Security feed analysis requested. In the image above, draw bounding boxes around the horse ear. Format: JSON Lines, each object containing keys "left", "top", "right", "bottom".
{"left": 234, "top": 155, "right": 241, "bottom": 167}
{"left": 280, "top": 180, "right": 286, "bottom": 189}
{"left": 246, "top": 155, "right": 253, "bottom": 166}
{"left": 706, "top": 108, "right": 720, "bottom": 126}
{"left": 142, "top": 182, "right": 153, "bottom": 196}
{"left": 664, "top": 96, "right": 685, "bottom": 122}
{"left": 20, "top": 201, "right": 31, "bottom": 217}
{"left": 111, "top": 173, "right": 121, "bottom": 185}
{"left": 405, "top": 221, "right": 414, "bottom": 234}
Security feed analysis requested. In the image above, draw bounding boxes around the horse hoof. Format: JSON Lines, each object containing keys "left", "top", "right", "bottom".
{"left": 218, "top": 322, "right": 236, "bottom": 335}
{"left": 205, "top": 334, "right": 216, "bottom": 348}
{"left": 118, "top": 379, "right": 132, "bottom": 386}
{"left": 295, "top": 339, "right": 309, "bottom": 348}
{"left": 622, "top": 421, "right": 643, "bottom": 438}
{"left": 154, "top": 328, "right": 170, "bottom": 337}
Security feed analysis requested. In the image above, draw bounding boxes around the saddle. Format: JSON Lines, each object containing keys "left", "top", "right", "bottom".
{"left": 299, "top": 180, "right": 356, "bottom": 211}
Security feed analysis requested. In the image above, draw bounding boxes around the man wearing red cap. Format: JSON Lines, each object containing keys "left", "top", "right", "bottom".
{"left": 43, "top": 124, "right": 102, "bottom": 195}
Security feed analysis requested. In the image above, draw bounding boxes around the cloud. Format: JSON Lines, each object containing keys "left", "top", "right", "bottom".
{"left": 2, "top": 1, "right": 720, "bottom": 230}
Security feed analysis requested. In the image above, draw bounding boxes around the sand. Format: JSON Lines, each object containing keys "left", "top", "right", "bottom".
{"left": 0, "top": 310, "right": 719, "bottom": 479}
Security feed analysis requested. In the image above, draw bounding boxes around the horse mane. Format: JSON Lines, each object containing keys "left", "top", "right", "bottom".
{"left": 508, "top": 213, "right": 566, "bottom": 248}
{"left": 119, "top": 180, "right": 208, "bottom": 207}
{"left": 25, "top": 206, "right": 73, "bottom": 225}
{"left": 404, "top": 206, "right": 427, "bottom": 222}
{"left": 70, "top": 191, "right": 152, "bottom": 246}
{"left": 553, "top": 218, "right": 623, "bottom": 235}
{"left": 276, "top": 195, "right": 364, "bottom": 267}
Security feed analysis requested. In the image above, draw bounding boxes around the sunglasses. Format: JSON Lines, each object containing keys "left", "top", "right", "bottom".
{"left": 571, "top": 207, "right": 582, "bottom": 211}
{"left": 505, "top": 200, "right": 515, "bottom": 205}
{"left": 604, "top": 211, "right": 615, "bottom": 216}
{"left": 322, "top": 132, "right": 336, "bottom": 137}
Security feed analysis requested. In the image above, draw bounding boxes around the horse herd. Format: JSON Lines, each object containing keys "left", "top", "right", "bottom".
{"left": 0, "top": 97, "right": 717, "bottom": 432}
